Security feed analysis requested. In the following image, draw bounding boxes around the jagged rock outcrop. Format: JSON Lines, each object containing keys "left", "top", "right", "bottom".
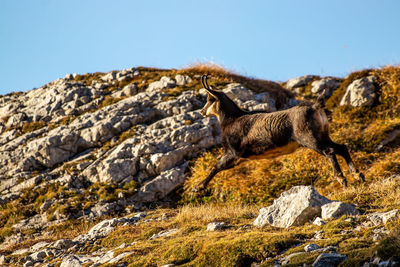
{"left": 0, "top": 69, "right": 282, "bottom": 215}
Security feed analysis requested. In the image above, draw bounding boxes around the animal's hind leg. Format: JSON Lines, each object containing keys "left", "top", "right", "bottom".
{"left": 192, "top": 151, "right": 237, "bottom": 193}
{"left": 330, "top": 141, "right": 365, "bottom": 182}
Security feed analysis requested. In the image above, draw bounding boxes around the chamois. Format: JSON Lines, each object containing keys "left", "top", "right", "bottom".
{"left": 193, "top": 75, "right": 365, "bottom": 192}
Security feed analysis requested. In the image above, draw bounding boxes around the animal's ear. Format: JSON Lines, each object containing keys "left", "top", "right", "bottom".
{"left": 201, "top": 75, "right": 220, "bottom": 98}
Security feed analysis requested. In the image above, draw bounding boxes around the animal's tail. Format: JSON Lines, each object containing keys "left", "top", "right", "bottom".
{"left": 313, "top": 89, "right": 327, "bottom": 109}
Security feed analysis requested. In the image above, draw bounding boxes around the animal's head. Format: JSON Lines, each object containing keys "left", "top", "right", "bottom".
{"left": 200, "top": 75, "right": 223, "bottom": 118}
{"left": 200, "top": 75, "right": 244, "bottom": 122}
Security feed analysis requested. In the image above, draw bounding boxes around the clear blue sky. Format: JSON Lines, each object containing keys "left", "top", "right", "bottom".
{"left": 1, "top": 0, "right": 400, "bottom": 95}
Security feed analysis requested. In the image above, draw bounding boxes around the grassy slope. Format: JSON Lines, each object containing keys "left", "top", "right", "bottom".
{"left": 1, "top": 64, "right": 400, "bottom": 266}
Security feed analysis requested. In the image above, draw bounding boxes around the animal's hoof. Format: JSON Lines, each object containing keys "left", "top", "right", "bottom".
{"left": 357, "top": 172, "right": 365, "bottom": 182}
{"left": 191, "top": 187, "right": 204, "bottom": 193}
{"left": 337, "top": 176, "right": 348, "bottom": 187}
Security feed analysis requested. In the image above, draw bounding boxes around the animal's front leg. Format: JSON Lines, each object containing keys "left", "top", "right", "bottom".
{"left": 192, "top": 152, "right": 237, "bottom": 193}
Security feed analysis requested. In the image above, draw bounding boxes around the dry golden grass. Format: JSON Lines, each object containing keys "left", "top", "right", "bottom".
{"left": 174, "top": 203, "right": 259, "bottom": 225}
{"left": 327, "top": 174, "right": 400, "bottom": 212}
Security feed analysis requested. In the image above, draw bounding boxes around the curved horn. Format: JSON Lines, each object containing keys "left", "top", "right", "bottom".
{"left": 201, "top": 75, "right": 219, "bottom": 96}
{"left": 201, "top": 75, "right": 209, "bottom": 90}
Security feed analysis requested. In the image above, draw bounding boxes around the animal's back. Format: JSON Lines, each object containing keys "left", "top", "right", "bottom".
{"left": 227, "top": 109, "right": 294, "bottom": 157}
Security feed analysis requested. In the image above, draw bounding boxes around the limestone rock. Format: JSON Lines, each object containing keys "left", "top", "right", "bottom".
{"left": 304, "top": 243, "right": 320, "bottom": 252}
{"left": 367, "top": 209, "right": 399, "bottom": 226}
{"left": 73, "top": 213, "right": 146, "bottom": 243}
{"left": 147, "top": 76, "right": 176, "bottom": 92}
{"left": 112, "top": 83, "right": 138, "bottom": 98}
{"left": 149, "top": 228, "right": 179, "bottom": 239}
{"left": 206, "top": 222, "right": 226, "bottom": 231}
{"left": 29, "top": 250, "right": 46, "bottom": 261}
{"left": 312, "top": 252, "right": 347, "bottom": 267}
{"left": 340, "top": 76, "right": 377, "bottom": 107}
{"left": 321, "top": 201, "right": 359, "bottom": 220}
{"left": 223, "top": 83, "right": 254, "bottom": 102}
{"left": 175, "top": 74, "right": 192, "bottom": 86}
{"left": 313, "top": 217, "right": 326, "bottom": 226}
{"left": 136, "top": 163, "right": 188, "bottom": 202}
{"left": 253, "top": 186, "right": 331, "bottom": 228}
{"left": 311, "top": 78, "right": 340, "bottom": 97}
{"left": 60, "top": 255, "right": 84, "bottom": 267}
{"left": 52, "top": 239, "right": 74, "bottom": 250}
{"left": 101, "top": 71, "right": 117, "bottom": 82}
{"left": 286, "top": 75, "right": 317, "bottom": 89}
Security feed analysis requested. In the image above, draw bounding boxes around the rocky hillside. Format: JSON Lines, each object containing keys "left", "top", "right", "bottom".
{"left": 0, "top": 64, "right": 399, "bottom": 266}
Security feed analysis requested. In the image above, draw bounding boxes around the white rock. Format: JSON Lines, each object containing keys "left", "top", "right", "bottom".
{"left": 30, "top": 241, "right": 49, "bottom": 252}
{"left": 313, "top": 217, "right": 326, "bottom": 226}
{"left": 147, "top": 76, "right": 176, "bottom": 92}
{"left": 175, "top": 74, "right": 192, "bottom": 86}
{"left": 286, "top": 75, "right": 317, "bottom": 89}
{"left": 52, "top": 239, "right": 74, "bottom": 250}
{"left": 253, "top": 186, "right": 331, "bottom": 228}
{"left": 29, "top": 250, "right": 46, "bottom": 261}
{"left": 136, "top": 163, "right": 188, "bottom": 202}
{"left": 310, "top": 78, "right": 340, "bottom": 97}
{"left": 367, "top": 209, "right": 399, "bottom": 226}
{"left": 304, "top": 243, "right": 320, "bottom": 252}
{"left": 223, "top": 83, "right": 254, "bottom": 102}
{"left": 60, "top": 255, "right": 83, "bottom": 267}
{"left": 101, "top": 71, "right": 117, "bottom": 81}
{"left": 149, "top": 228, "right": 179, "bottom": 239}
{"left": 340, "top": 76, "right": 377, "bottom": 107}
{"left": 321, "top": 201, "right": 359, "bottom": 220}
{"left": 206, "top": 222, "right": 226, "bottom": 231}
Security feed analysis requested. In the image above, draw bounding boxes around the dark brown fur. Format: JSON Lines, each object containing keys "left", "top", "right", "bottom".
{"left": 193, "top": 76, "right": 365, "bottom": 192}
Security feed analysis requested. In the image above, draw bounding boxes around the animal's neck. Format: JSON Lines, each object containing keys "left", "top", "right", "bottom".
{"left": 217, "top": 97, "right": 247, "bottom": 125}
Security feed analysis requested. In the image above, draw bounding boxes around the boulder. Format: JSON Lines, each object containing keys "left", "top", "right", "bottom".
{"left": 206, "top": 222, "right": 226, "bottom": 231}
{"left": 321, "top": 201, "right": 359, "bottom": 220}
{"left": 101, "top": 71, "right": 117, "bottom": 82}
{"left": 147, "top": 76, "right": 176, "bottom": 92}
{"left": 286, "top": 75, "right": 317, "bottom": 89}
{"left": 223, "top": 83, "right": 254, "bottom": 102}
{"left": 304, "top": 243, "right": 320, "bottom": 252}
{"left": 112, "top": 84, "right": 138, "bottom": 98}
{"left": 175, "top": 74, "right": 192, "bottom": 86}
{"left": 29, "top": 251, "right": 46, "bottom": 262}
{"left": 311, "top": 78, "right": 340, "bottom": 97}
{"left": 60, "top": 255, "right": 84, "bottom": 267}
{"left": 253, "top": 186, "right": 331, "bottom": 228}
{"left": 136, "top": 163, "right": 188, "bottom": 202}
{"left": 340, "top": 76, "right": 377, "bottom": 107}
{"left": 52, "top": 239, "right": 74, "bottom": 250}
{"left": 313, "top": 217, "right": 326, "bottom": 226}
{"left": 367, "top": 209, "right": 399, "bottom": 226}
